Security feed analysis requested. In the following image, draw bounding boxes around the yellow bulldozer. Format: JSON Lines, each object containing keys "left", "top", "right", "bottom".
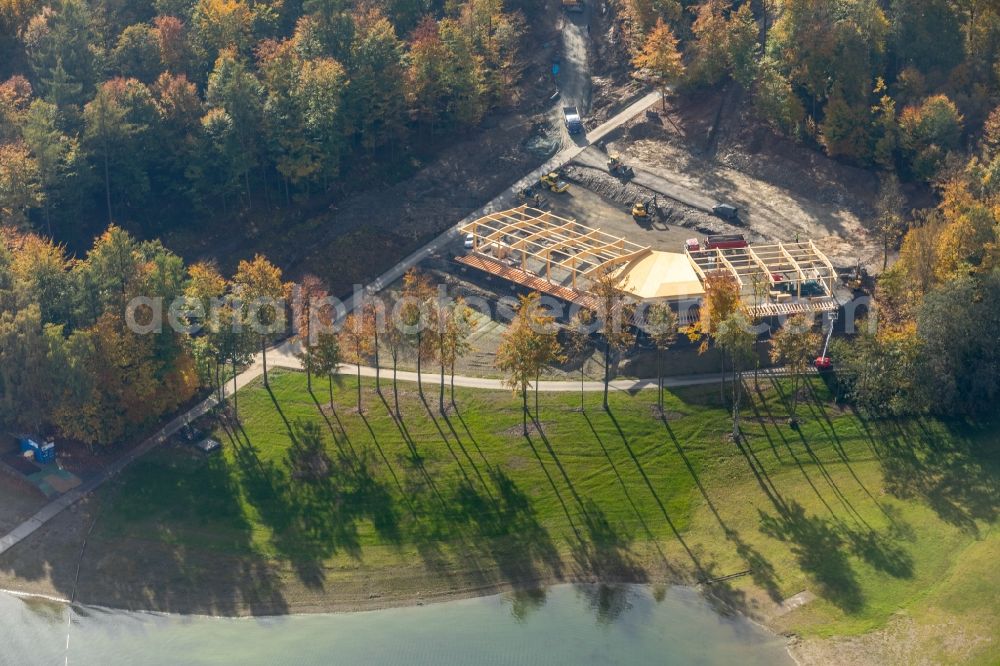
{"left": 539, "top": 172, "right": 569, "bottom": 193}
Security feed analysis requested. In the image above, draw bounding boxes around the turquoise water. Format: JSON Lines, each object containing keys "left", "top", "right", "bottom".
{"left": 0, "top": 584, "right": 791, "bottom": 665}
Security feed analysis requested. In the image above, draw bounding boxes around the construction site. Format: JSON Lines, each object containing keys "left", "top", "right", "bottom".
{"left": 454, "top": 201, "right": 843, "bottom": 325}
{"left": 365, "top": 149, "right": 860, "bottom": 381}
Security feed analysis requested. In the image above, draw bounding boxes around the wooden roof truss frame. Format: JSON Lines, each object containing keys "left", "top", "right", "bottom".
{"left": 685, "top": 241, "right": 838, "bottom": 303}
{"left": 460, "top": 206, "right": 651, "bottom": 287}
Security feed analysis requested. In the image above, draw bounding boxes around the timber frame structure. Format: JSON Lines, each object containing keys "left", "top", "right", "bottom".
{"left": 458, "top": 206, "right": 651, "bottom": 289}
{"left": 456, "top": 205, "right": 841, "bottom": 319}
{"left": 685, "top": 241, "right": 839, "bottom": 317}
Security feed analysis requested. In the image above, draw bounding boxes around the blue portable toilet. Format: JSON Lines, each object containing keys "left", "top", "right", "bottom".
{"left": 18, "top": 437, "right": 56, "bottom": 463}
{"left": 37, "top": 441, "right": 56, "bottom": 463}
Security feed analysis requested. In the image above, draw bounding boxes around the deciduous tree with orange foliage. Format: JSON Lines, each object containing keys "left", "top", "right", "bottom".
{"left": 495, "top": 292, "right": 563, "bottom": 434}
{"left": 769, "top": 313, "right": 819, "bottom": 423}
{"left": 399, "top": 267, "right": 435, "bottom": 398}
{"left": 632, "top": 18, "right": 684, "bottom": 111}
{"left": 339, "top": 307, "right": 375, "bottom": 412}
{"left": 292, "top": 274, "right": 329, "bottom": 392}
{"left": 232, "top": 253, "right": 287, "bottom": 388}
{"left": 687, "top": 269, "right": 740, "bottom": 400}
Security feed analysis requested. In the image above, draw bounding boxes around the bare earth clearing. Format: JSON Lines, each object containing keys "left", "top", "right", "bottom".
{"left": 603, "top": 88, "right": 882, "bottom": 270}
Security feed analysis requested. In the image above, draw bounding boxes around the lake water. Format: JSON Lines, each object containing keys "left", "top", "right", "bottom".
{"left": 0, "top": 584, "right": 791, "bottom": 665}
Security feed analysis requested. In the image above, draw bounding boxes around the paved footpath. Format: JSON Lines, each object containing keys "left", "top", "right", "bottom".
{"left": 0, "top": 332, "right": 798, "bottom": 557}
{"left": 0, "top": 93, "right": 665, "bottom": 558}
{"left": 267, "top": 343, "right": 799, "bottom": 393}
{"left": 0, "top": 349, "right": 769, "bottom": 556}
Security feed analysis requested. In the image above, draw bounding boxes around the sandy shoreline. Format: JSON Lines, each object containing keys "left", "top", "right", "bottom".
{"left": 0, "top": 575, "right": 800, "bottom": 664}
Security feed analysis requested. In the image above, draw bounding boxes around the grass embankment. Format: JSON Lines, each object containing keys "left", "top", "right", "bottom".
{"left": 93, "top": 370, "right": 998, "bottom": 662}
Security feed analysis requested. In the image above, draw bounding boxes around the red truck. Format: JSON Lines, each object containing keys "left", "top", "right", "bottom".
{"left": 703, "top": 234, "right": 748, "bottom": 250}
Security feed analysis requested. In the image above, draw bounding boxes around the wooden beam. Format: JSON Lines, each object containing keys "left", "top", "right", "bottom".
{"left": 581, "top": 247, "right": 653, "bottom": 278}
{"left": 685, "top": 248, "right": 707, "bottom": 280}
{"left": 809, "top": 239, "right": 838, "bottom": 295}
{"left": 543, "top": 228, "right": 601, "bottom": 256}
{"left": 778, "top": 242, "right": 807, "bottom": 287}
{"left": 746, "top": 245, "right": 777, "bottom": 285}
{"left": 708, "top": 249, "right": 742, "bottom": 288}
{"left": 511, "top": 220, "right": 580, "bottom": 251}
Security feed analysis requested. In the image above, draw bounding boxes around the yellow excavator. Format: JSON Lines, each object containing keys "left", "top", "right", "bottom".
{"left": 539, "top": 172, "right": 570, "bottom": 193}
{"left": 632, "top": 197, "right": 657, "bottom": 219}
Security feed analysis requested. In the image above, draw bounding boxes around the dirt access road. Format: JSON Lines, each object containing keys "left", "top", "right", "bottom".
{"left": 243, "top": 6, "right": 608, "bottom": 296}
{"left": 574, "top": 145, "right": 718, "bottom": 213}
{"left": 553, "top": 5, "right": 593, "bottom": 133}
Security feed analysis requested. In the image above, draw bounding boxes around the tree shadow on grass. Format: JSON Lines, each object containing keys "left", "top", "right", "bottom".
{"left": 531, "top": 423, "right": 591, "bottom": 520}
{"left": 606, "top": 408, "right": 705, "bottom": 579}
{"left": 0, "top": 432, "right": 290, "bottom": 616}
{"left": 871, "top": 417, "right": 999, "bottom": 536}
{"left": 569, "top": 498, "right": 646, "bottom": 586}
{"left": 374, "top": 390, "right": 422, "bottom": 462}
{"left": 758, "top": 500, "right": 864, "bottom": 614}
{"left": 307, "top": 385, "right": 355, "bottom": 458}
{"left": 224, "top": 416, "right": 400, "bottom": 589}
{"left": 749, "top": 381, "right": 786, "bottom": 463}
{"left": 658, "top": 415, "right": 783, "bottom": 604}
{"left": 802, "top": 382, "right": 896, "bottom": 526}
{"left": 756, "top": 381, "right": 892, "bottom": 538}
{"left": 751, "top": 381, "right": 841, "bottom": 521}
{"left": 441, "top": 411, "right": 499, "bottom": 509}
{"left": 447, "top": 467, "right": 564, "bottom": 587}
{"left": 792, "top": 427, "right": 875, "bottom": 533}
{"left": 734, "top": 404, "right": 914, "bottom": 610}
{"left": 370, "top": 396, "right": 519, "bottom": 587}
{"left": 582, "top": 412, "right": 673, "bottom": 573}
{"left": 758, "top": 492, "right": 913, "bottom": 604}
{"left": 451, "top": 403, "right": 495, "bottom": 472}
{"left": 522, "top": 431, "right": 585, "bottom": 544}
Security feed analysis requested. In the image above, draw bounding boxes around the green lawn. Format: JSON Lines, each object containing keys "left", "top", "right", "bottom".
{"left": 95, "top": 369, "right": 999, "bottom": 661}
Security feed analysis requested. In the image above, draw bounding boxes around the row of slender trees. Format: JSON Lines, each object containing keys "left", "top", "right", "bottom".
{"left": 0, "top": 223, "right": 831, "bottom": 450}
{"left": 293, "top": 268, "right": 479, "bottom": 419}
